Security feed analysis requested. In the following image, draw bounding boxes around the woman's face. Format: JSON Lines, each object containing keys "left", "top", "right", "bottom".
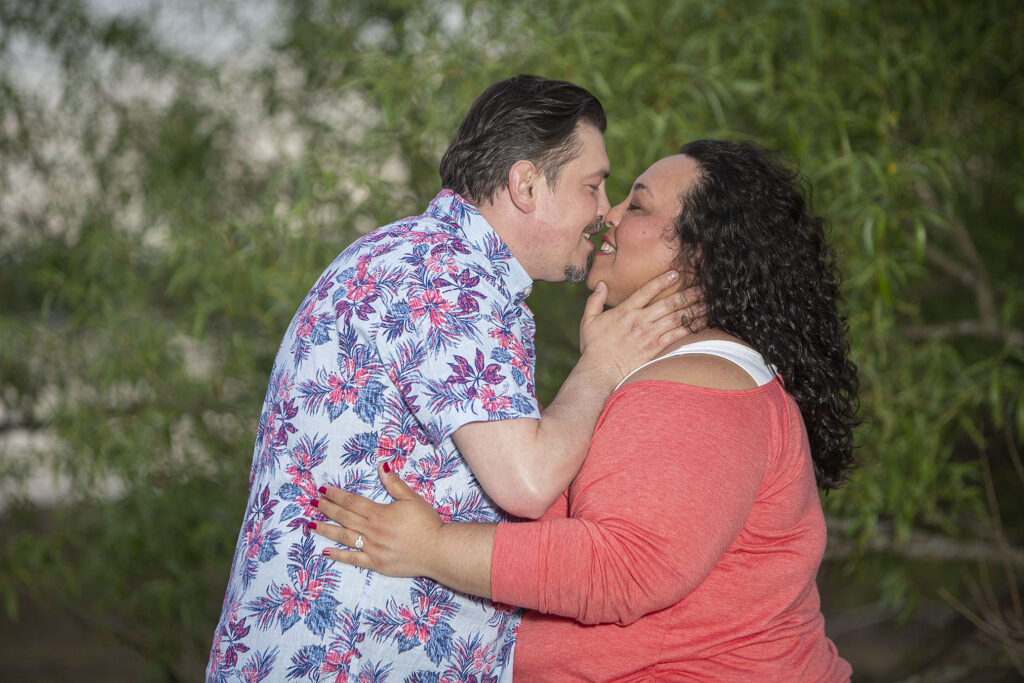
{"left": 587, "top": 154, "right": 700, "bottom": 306}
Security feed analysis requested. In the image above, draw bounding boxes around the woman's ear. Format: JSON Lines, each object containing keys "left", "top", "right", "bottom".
{"left": 508, "top": 160, "right": 539, "bottom": 213}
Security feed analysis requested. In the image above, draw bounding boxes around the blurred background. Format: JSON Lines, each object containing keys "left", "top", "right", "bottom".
{"left": 0, "top": 0, "right": 1021, "bottom": 680}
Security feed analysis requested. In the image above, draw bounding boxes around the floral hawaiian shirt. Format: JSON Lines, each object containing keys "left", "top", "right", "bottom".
{"left": 207, "top": 191, "right": 538, "bottom": 682}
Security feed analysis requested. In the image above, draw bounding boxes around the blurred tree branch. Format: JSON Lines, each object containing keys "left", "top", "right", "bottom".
{"left": 903, "top": 321, "right": 1024, "bottom": 348}
{"left": 902, "top": 181, "right": 1023, "bottom": 348}
{"left": 827, "top": 517, "right": 1024, "bottom": 568}
{"left": 938, "top": 453, "right": 1024, "bottom": 677}
{"left": 0, "top": 419, "right": 45, "bottom": 434}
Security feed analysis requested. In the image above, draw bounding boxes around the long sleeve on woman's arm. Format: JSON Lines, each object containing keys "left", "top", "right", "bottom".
{"left": 491, "top": 383, "right": 777, "bottom": 625}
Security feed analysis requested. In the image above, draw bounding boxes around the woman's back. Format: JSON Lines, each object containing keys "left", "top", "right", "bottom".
{"left": 495, "top": 336, "right": 851, "bottom": 681}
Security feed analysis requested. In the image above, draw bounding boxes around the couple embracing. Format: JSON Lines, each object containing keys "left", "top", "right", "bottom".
{"left": 208, "top": 75, "right": 857, "bottom": 682}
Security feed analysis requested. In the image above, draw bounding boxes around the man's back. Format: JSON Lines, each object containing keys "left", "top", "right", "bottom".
{"left": 206, "top": 191, "right": 538, "bottom": 682}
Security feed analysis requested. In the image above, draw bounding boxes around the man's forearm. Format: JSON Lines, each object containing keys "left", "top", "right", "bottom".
{"left": 454, "top": 271, "right": 693, "bottom": 518}
{"left": 520, "top": 352, "right": 620, "bottom": 494}
{"left": 453, "top": 352, "right": 619, "bottom": 518}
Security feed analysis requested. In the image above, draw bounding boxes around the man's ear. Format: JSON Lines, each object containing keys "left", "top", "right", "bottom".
{"left": 508, "top": 159, "right": 539, "bottom": 213}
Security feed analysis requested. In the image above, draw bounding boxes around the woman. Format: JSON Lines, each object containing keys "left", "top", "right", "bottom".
{"left": 312, "top": 140, "right": 858, "bottom": 681}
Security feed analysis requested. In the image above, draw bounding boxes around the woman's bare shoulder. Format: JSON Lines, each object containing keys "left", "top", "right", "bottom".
{"left": 622, "top": 354, "right": 758, "bottom": 391}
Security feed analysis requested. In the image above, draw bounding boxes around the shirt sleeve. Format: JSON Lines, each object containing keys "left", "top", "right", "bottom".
{"left": 490, "top": 384, "right": 774, "bottom": 626}
{"left": 376, "top": 260, "right": 540, "bottom": 446}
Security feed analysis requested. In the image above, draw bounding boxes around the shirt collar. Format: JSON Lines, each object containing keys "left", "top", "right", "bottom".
{"left": 426, "top": 190, "right": 533, "bottom": 303}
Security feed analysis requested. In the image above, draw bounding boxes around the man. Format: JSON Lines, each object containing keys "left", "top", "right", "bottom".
{"left": 207, "top": 75, "right": 690, "bottom": 682}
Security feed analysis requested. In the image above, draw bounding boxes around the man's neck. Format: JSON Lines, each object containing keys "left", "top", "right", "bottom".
{"left": 476, "top": 198, "right": 530, "bottom": 273}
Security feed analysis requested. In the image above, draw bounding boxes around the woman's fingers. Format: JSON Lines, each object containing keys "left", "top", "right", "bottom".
{"left": 322, "top": 545, "right": 375, "bottom": 571}
{"left": 320, "top": 485, "right": 380, "bottom": 518}
{"left": 379, "top": 463, "right": 418, "bottom": 501}
{"left": 313, "top": 465, "right": 445, "bottom": 578}
{"left": 308, "top": 516, "right": 359, "bottom": 548}
{"left": 315, "top": 488, "right": 369, "bottom": 530}
{"left": 310, "top": 499, "right": 380, "bottom": 570}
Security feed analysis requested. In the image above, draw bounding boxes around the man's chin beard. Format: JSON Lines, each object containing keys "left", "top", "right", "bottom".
{"left": 564, "top": 253, "right": 593, "bottom": 284}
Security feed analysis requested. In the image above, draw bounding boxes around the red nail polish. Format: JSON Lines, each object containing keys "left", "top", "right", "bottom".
{"left": 382, "top": 462, "right": 391, "bottom": 473}
{"left": 322, "top": 549, "right": 330, "bottom": 556}
{"left": 307, "top": 522, "right": 317, "bottom": 530}
{"left": 318, "top": 486, "right": 327, "bottom": 495}
{"left": 310, "top": 499, "right": 319, "bottom": 508}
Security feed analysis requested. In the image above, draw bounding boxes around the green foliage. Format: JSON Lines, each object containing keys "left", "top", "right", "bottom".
{"left": 1, "top": 0, "right": 1021, "bottom": 677}
{"left": 513, "top": 0, "right": 1024, "bottom": 542}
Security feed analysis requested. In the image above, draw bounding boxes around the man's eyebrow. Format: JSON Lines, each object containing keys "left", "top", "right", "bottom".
{"left": 632, "top": 182, "right": 653, "bottom": 196}
{"left": 587, "top": 168, "right": 610, "bottom": 180}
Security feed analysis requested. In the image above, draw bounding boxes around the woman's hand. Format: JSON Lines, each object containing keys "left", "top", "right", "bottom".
{"left": 311, "top": 463, "right": 444, "bottom": 578}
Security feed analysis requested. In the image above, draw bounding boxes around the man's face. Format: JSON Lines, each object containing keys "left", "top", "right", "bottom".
{"left": 528, "top": 124, "right": 610, "bottom": 283}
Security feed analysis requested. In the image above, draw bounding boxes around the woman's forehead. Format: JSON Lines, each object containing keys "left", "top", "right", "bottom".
{"left": 635, "top": 155, "right": 698, "bottom": 200}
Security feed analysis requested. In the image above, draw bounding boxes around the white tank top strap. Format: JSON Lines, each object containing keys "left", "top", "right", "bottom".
{"left": 614, "top": 340, "right": 777, "bottom": 391}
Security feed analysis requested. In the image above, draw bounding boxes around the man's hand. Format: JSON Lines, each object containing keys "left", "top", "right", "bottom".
{"left": 580, "top": 270, "right": 706, "bottom": 385}
{"left": 447, "top": 272, "right": 705, "bottom": 521}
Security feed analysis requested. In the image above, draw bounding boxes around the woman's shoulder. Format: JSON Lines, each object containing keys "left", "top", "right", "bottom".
{"left": 622, "top": 354, "right": 759, "bottom": 391}
{"left": 620, "top": 330, "right": 762, "bottom": 392}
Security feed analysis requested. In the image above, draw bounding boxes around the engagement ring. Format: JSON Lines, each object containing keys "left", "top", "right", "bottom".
{"left": 354, "top": 534, "right": 364, "bottom": 550}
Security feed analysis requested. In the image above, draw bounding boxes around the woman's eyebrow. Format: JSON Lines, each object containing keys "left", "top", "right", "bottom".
{"left": 632, "top": 182, "right": 653, "bottom": 197}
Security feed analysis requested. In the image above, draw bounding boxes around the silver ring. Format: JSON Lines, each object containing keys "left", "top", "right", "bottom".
{"left": 354, "top": 534, "right": 364, "bottom": 551}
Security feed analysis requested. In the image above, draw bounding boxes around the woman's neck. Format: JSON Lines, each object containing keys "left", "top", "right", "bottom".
{"left": 661, "top": 327, "right": 750, "bottom": 355}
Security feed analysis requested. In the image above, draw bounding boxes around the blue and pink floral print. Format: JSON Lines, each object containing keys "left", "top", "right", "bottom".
{"left": 208, "top": 191, "right": 537, "bottom": 682}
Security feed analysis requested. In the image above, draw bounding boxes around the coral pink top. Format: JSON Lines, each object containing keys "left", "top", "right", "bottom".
{"left": 492, "top": 380, "right": 851, "bottom": 682}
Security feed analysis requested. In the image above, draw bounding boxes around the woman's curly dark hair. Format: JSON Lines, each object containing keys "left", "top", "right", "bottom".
{"left": 674, "top": 139, "right": 859, "bottom": 489}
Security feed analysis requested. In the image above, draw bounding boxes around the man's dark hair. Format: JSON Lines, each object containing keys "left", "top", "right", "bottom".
{"left": 439, "top": 75, "right": 606, "bottom": 204}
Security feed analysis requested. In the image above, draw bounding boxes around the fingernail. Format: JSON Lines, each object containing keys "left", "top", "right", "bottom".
{"left": 667, "top": 271, "right": 679, "bottom": 280}
{"left": 382, "top": 461, "right": 391, "bottom": 473}
{"left": 318, "top": 486, "right": 327, "bottom": 494}
{"left": 310, "top": 499, "right": 319, "bottom": 508}
{"left": 307, "top": 522, "right": 317, "bottom": 530}
{"left": 321, "top": 549, "right": 330, "bottom": 556}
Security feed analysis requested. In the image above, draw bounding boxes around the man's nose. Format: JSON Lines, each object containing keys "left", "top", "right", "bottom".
{"left": 597, "top": 187, "right": 611, "bottom": 220}
{"left": 604, "top": 200, "right": 626, "bottom": 229}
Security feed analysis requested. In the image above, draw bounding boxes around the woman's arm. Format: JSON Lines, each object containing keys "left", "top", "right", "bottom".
{"left": 313, "top": 478, "right": 571, "bottom": 597}
{"left": 490, "top": 386, "right": 771, "bottom": 625}
{"left": 314, "top": 385, "right": 771, "bottom": 624}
